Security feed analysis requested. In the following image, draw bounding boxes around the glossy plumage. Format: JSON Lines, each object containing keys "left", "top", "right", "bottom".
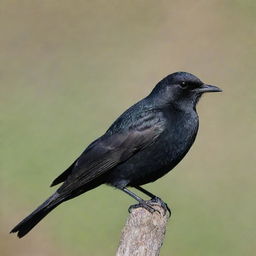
{"left": 11, "top": 72, "right": 221, "bottom": 238}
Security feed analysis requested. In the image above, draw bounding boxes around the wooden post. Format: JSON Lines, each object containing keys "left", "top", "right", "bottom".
{"left": 116, "top": 200, "right": 170, "bottom": 256}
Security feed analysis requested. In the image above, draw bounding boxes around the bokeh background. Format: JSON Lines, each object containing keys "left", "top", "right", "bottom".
{"left": 1, "top": 0, "right": 255, "bottom": 255}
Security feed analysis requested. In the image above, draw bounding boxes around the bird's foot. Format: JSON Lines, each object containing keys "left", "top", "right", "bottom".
{"left": 128, "top": 200, "right": 161, "bottom": 214}
{"left": 150, "top": 197, "right": 171, "bottom": 216}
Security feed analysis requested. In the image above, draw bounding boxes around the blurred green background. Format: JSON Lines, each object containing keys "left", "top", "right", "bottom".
{"left": 1, "top": 0, "right": 255, "bottom": 255}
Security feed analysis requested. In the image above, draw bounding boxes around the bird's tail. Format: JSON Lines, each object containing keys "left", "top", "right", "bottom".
{"left": 10, "top": 192, "right": 63, "bottom": 238}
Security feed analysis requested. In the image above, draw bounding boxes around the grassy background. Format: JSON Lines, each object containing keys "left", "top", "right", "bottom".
{"left": 1, "top": 0, "right": 255, "bottom": 255}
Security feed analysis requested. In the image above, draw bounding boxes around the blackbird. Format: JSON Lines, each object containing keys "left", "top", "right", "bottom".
{"left": 11, "top": 71, "right": 221, "bottom": 238}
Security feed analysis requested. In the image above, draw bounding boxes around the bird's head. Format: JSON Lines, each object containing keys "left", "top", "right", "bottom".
{"left": 149, "top": 72, "right": 222, "bottom": 111}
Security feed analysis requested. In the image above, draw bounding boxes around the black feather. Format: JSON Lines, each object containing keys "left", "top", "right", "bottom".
{"left": 50, "top": 160, "right": 77, "bottom": 187}
{"left": 10, "top": 193, "right": 61, "bottom": 238}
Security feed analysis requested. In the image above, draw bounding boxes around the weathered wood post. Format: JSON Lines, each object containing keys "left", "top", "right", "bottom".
{"left": 116, "top": 200, "right": 170, "bottom": 256}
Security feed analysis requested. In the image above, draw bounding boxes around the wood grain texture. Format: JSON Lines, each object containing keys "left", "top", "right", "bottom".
{"left": 116, "top": 200, "right": 170, "bottom": 256}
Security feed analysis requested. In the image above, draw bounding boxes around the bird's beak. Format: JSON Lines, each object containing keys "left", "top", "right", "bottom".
{"left": 198, "top": 84, "right": 222, "bottom": 93}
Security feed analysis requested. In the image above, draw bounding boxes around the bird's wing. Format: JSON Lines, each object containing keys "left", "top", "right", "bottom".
{"left": 57, "top": 113, "right": 165, "bottom": 193}
{"left": 50, "top": 138, "right": 102, "bottom": 187}
{"left": 50, "top": 159, "right": 77, "bottom": 187}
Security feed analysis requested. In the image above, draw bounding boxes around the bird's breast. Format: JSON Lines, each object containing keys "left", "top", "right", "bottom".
{"left": 165, "top": 110, "right": 199, "bottom": 160}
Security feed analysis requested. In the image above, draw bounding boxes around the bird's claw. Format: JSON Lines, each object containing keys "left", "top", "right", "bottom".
{"left": 128, "top": 200, "right": 161, "bottom": 214}
{"left": 150, "top": 197, "right": 171, "bottom": 216}
{"left": 128, "top": 197, "right": 171, "bottom": 216}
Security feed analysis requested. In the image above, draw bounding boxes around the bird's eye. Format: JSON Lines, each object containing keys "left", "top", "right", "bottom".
{"left": 179, "top": 81, "right": 188, "bottom": 89}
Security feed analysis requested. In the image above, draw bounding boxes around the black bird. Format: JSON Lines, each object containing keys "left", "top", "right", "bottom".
{"left": 11, "top": 72, "right": 221, "bottom": 238}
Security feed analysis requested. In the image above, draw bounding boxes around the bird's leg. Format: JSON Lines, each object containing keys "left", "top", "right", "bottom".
{"left": 134, "top": 186, "right": 171, "bottom": 216}
{"left": 121, "top": 187, "right": 160, "bottom": 214}
{"left": 134, "top": 185, "right": 157, "bottom": 198}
